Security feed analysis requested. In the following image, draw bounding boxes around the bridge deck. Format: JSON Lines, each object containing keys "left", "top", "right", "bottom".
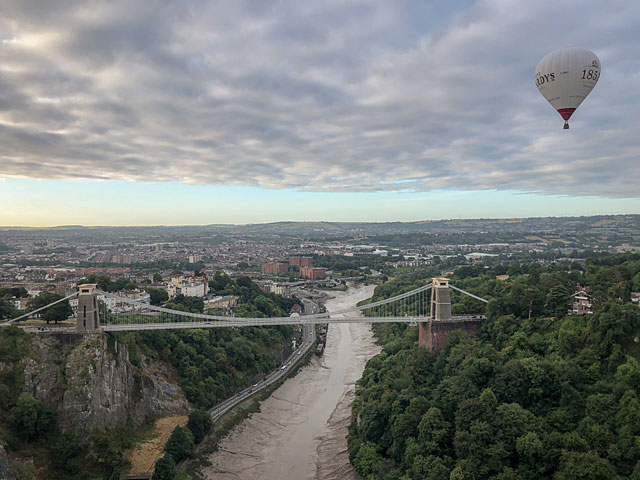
{"left": 102, "top": 315, "right": 485, "bottom": 332}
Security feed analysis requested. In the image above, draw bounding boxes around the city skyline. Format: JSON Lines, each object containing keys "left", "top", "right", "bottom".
{"left": 1, "top": 1, "right": 639, "bottom": 226}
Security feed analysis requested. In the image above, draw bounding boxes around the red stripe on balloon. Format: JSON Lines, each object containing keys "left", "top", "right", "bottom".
{"left": 557, "top": 108, "right": 576, "bottom": 121}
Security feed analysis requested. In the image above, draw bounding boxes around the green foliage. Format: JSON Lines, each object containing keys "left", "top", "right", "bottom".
{"left": 187, "top": 409, "right": 213, "bottom": 444}
{"left": 208, "top": 271, "right": 233, "bottom": 292}
{"left": 148, "top": 287, "right": 169, "bottom": 306}
{"left": 134, "top": 275, "right": 295, "bottom": 409}
{"left": 166, "top": 294, "right": 204, "bottom": 313}
{"left": 48, "top": 431, "right": 80, "bottom": 472}
{"left": 0, "top": 325, "right": 30, "bottom": 362}
{"left": 136, "top": 324, "right": 291, "bottom": 408}
{"left": 349, "top": 253, "right": 640, "bottom": 479}
{"left": 165, "top": 426, "right": 194, "bottom": 463}
{"left": 92, "top": 426, "right": 135, "bottom": 479}
{"left": 27, "top": 292, "right": 73, "bottom": 323}
{"left": 0, "top": 286, "right": 27, "bottom": 298}
{"left": 9, "top": 393, "right": 53, "bottom": 443}
{"left": 0, "top": 296, "right": 17, "bottom": 320}
{"left": 153, "top": 454, "right": 176, "bottom": 480}
{"left": 77, "top": 273, "right": 138, "bottom": 292}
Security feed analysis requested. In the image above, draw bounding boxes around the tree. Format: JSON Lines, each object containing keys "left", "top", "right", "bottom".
{"left": 10, "top": 393, "right": 42, "bottom": 441}
{"left": 49, "top": 431, "right": 79, "bottom": 472}
{"left": 0, "top": 287, "right": 27, "bottom": 298}
{"left": 187, "top": 409, "right": 213, "bottom": 444}
{"left": 0, "top": 298, "right": 16, "bottom": 320}
{"left": 153, "top": 454, "right": 176, "bottom": 480}
{"left": 148, "top": 288, "right": 169, "bottom": 306}
{"left": 545, "top": 285, "right": 570, "bottom": 318}
{"left": 165, "top": 426, "right": 194, "bottom": 462}
{"left": 27, "top": 292, "right": 72, "bottom": 324}
{"left": 555, "top": 451, "right": 616, "bottom": 480}
{"left": 43, "top": 301, "right": 73, "bottom": 324}
{"left": 153, "top": 273, "right": 163, "bottom": 283}
{"left": 209, "top": 271, "right": 232, "bottom": 292}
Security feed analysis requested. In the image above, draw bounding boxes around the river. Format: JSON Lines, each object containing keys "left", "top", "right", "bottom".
{"left": 201, "top": 283, "right": 379, "bottom": 480}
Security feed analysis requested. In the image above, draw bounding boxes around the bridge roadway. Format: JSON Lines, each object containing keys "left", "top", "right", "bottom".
{"left": 103, "top": 314, "right": 485, "bottom": 331}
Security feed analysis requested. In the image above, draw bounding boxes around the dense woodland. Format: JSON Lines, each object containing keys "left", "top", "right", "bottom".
{"left": 349, "top": 253, "right": 640, "bottom": 479}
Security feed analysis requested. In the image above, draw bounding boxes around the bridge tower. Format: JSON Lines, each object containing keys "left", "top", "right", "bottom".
{"left": 430, "top": 277, "right": 452, "bottom": 321}
{"left": 76, "top": 284, "right": 101, "bottom": 332}
{"left": 418, "top": 277, "right": 482, "bottom": 355}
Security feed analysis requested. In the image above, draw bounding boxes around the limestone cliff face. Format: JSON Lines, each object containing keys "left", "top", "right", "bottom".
{"left": 22, "top": 333, "right": 188, "bottom": 441}
{"left": 0, "top": 445, "right": 13, "bottom": 480}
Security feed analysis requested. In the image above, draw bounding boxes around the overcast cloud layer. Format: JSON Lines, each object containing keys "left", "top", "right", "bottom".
{"left": 0, "top": 0, "right": 639, "bottom": 197}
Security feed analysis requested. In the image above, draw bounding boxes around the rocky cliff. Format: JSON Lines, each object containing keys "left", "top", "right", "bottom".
{"left": 21, "top": 332, "right": 189, "bottom": 441}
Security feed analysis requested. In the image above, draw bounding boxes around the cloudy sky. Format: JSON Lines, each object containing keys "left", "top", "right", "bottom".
{"left": 0, "top": 0, "right": 639, "bottom": 226}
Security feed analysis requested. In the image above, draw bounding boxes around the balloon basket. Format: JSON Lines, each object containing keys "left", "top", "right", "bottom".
{"left": 563, "top": 122, "right": 569, "bottom": 130}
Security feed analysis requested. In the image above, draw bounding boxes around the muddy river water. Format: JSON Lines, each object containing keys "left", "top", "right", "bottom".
{"left": 202, "top": 283, "right": 380, "bottom": 480}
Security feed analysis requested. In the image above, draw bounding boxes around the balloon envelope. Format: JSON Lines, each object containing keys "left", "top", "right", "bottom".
{"left": 535, "top": 48, "right": 600, "bottom": 128}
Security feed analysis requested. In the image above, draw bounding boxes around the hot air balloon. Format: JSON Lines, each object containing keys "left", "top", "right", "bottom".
{"left": 535, "top": 48, "right": 600, "bottom": 129}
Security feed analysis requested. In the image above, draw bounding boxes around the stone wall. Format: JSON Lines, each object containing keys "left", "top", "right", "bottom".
{"left": 418, "top": 319, "right": 484, "bottom": 355}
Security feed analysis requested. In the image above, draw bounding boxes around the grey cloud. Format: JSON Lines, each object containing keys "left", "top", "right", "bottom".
{"left": 0, "top": 0, "right": 638, "bottom": 197}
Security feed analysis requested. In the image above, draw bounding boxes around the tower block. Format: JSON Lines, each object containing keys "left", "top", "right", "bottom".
{"left": 76, "top": 284, "right": 100, "bottom": 332}
{"left": 418, "top": 277, "right": 483, "bottom": 355}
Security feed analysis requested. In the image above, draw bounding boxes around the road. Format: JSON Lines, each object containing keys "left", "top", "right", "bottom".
{"left": 207, "top": 300, "right": 317, "bottom": 421}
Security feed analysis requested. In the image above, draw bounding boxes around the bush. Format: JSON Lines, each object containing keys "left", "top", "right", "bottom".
{"left": 165, "top": 426, "right": 194, "bottom": 463}
{"left": 187, "top": 409, "right": 213, "bottom": 444}
{"left": 49, "top": 431, "right": 80, "bottom": 472}
{"left": 9, "top": 393, "right": 50, "bottom": 442}
{"left": 153, "top": 454, "right": 176, "bottom": 480}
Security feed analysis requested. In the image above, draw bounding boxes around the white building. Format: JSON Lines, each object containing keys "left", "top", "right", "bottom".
{"left": 168, "top": 276, "right": 209, "bottom": 298}
{"left": 270, "top": 284, "right": 291, "bottom": 297}
{"left": 569, "top": 290, "right": 593, "bottom": 315}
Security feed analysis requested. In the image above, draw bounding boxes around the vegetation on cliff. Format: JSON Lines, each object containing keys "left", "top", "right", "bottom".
{"left": 0, "top": 275, "right": 296, "bottom": 478}
{"left": 348, "top": 253, "right": 640, "bottom": 479}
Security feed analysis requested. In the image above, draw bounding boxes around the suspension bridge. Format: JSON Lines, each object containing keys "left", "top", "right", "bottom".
{"left": 1, "top": 278, "right": 488, "bottom": 354}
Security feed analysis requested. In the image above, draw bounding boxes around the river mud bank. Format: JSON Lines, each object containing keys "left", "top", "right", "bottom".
{"left": 201, "top": 283, "right": 380, "bottom": 480}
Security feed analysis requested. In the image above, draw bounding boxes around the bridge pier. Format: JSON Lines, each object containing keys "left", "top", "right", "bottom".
{"left": 418, "top": 278, "right": 483, "bottom": 355}
{"left": 76, "top": 284, "right": 101, "bottom": 333}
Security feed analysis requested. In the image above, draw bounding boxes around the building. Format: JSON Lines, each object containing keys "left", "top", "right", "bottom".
{"left": 204, "top": 295, "right": 238, "bottom": 310}
{"left": 270, "top": 283, "right": 291, "bottom": 297}
{"left": 262, "top": 263, "right": 289, "bottom": 275}
{"left": 12, "top": 298, "right": 30, "bottom": 310}
{"left": 98, "top": 290, "right": 151, "bottom": 314}
{"left": 168, "top": 276, "right": 209, "bottom": 298}
{"left": 300, "top": 267, "right": 326, "bottom": 281}
{"left": 289, "top": 257, "right": 313, "bottom": 267}
{"left": 188, "top": 254, "right": 202, "bottom": 264}
{"left": 97, "top": 293, "right": 117, "bottom": 312}
{"left": 569, "top": 288, "right": 593, "bottom": 315}
{"left": 112, "top": 254, "right": 133, "bottom": 264}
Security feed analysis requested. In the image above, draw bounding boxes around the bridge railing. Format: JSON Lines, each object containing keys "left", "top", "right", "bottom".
{"left": 96, "top": 283, "right": 436, "bottom": 328}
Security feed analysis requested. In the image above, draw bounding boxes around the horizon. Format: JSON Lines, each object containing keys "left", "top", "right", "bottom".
{"left": 1, "top": 212, "right": 638, "bottom": 230}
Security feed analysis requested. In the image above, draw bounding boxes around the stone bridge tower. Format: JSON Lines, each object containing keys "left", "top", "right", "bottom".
{"left": 418, "top": 277, "right": 484, "bottom": 355}
{"left": 76, "top": 284, "right": 100, "bottom": 332}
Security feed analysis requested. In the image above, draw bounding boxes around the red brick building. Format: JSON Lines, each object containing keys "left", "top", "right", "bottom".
{"left": 300, "top": 267, "right": 326, "bottom": 281}
{"left": 289, "top": 256, "right": 313, "bottom": 267}
{"left": 262, "top": 263, "right": 289, "bottom": 275}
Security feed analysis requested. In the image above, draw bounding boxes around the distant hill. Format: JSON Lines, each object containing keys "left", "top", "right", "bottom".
{"left": 0, "top": 214, "right": 638, "bottom": 238}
